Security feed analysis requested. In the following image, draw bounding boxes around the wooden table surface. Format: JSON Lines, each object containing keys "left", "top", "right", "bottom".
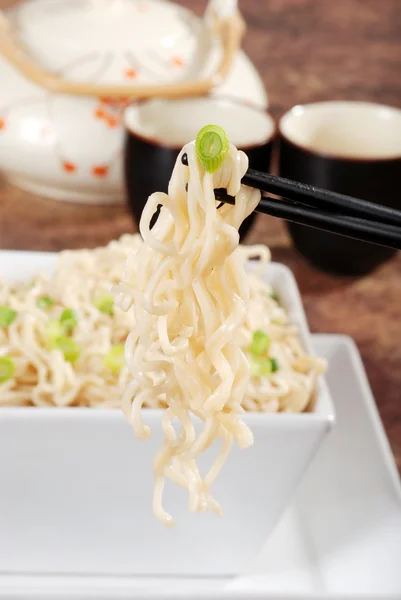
{"left": 0, "top": 0, "right": 400, "bottom": 471}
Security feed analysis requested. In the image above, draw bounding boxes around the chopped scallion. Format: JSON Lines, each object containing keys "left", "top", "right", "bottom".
{"left": 248, "top": 353, "right": 272, "bottom": 377}
{"left": 195, "top": 124, "right": 229, "bottom": 174}
{"left": 250, "top": 330, "right": 271, "bottom": 356}
{"left": 270, "top": 291, "right": 279, "bottom": 302}
{"left": 36, "top": 296, "right": 54, "bottom": 310}
{"left": 270, "top": 357, "right": 279, "bottom": 372}
{"left": 59, "top": 309, "right": 78, "bottom": 334}
{"left": 0, "top": 306, "right": 17, "bottom": 327}
{"left": 93, "top": 294, "right": 114, "bottom": 315}
{"left": 45, "top": 319, "right": 64, "bottom": 342}
{"left": 54, "top": 337, "right": 80, "bottom": 364}
{"left": 104, "top": 344, "right": 125, "bottom": 373}
{"left": 0, "top": 356, "right": 15, "bottom": 382}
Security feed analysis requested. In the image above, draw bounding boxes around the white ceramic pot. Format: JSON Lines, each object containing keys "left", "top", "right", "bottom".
{"left": 0, "top": 0, "right": 267, "bottom": 204}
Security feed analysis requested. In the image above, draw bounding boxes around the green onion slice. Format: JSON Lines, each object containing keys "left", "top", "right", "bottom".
{"left": 45, "top": 319, "right": 65, "bottom": 342}
{"left": 0, "top": 306, "right": 17, "bottom": 327}
{"left": 54, "top": 337, "right": 80, "bottom": 364}
{"left": 250, "top": 330, "right": 271, "bottom": 356}
{"left": 93, "top": 294, "right": 114, "bottom": 315}
{"left": 60, "top": 309, "right": 78, "bottom": 334}
{"left": 270, "top": 357, "right": 279, "bottom": 372}
{"left": 248, "top": 353, "right": 272, "bottom": 378}
{"left": 195, "top": 124, "right": 229, "bottom": 174}
{"left": 104, "top": 344, "right": 125, "bottom": 373}
{"left": 36, "top": 296, "right": 54, "bottom": 310}
{"left": 0, "top": 356, "right": 15, "bottom": 382}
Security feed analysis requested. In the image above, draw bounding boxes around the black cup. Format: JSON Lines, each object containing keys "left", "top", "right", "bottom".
{"left": 124, "top": 96, "right": 275, "bottom": 239}
{"left": 278, "top": 101, "right": 401, "bottom": 275}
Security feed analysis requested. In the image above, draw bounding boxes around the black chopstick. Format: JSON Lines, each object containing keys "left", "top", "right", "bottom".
{"left": 241, "top": 169, "right": 401, "bottom": 227}
{"left": 255, "top": 196, "right": 401, "bottom": 250}
{"left": 213, "top": 174, "right": 401, "bottom": 250}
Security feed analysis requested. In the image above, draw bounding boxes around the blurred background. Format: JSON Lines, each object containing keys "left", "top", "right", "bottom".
{"left": 0, "top": 0, "right": 400, "bottom": 471}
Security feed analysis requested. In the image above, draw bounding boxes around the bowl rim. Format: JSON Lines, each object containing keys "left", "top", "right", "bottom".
{"left": 278, "top": 100, "right": 401, "bottom": 163}
{"left": 124, "top": 95, "right": 276, "bottom": 152}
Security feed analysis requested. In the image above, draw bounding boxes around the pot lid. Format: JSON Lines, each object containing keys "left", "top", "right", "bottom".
{"left": 8, "top": 0, "right": 212, "bottom": 84}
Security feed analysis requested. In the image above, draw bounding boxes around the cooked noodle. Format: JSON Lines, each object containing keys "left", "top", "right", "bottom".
{"left": 0, "top": 236, "right": 139, "bottom": 407}
{"left": 115, "top": 142, "right": 325, "bottom": 524}
{"left": 0, "top": 237, "right": 323, "bottom": 413}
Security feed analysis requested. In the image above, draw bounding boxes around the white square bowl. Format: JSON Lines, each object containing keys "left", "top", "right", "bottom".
{"left": 0, "top": 251, "right": 335, "bottom": 577}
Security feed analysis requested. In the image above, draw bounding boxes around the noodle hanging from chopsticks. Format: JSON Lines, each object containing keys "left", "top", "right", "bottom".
{"left": 117, "top": 141, "right": 266, "bottom": 524}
